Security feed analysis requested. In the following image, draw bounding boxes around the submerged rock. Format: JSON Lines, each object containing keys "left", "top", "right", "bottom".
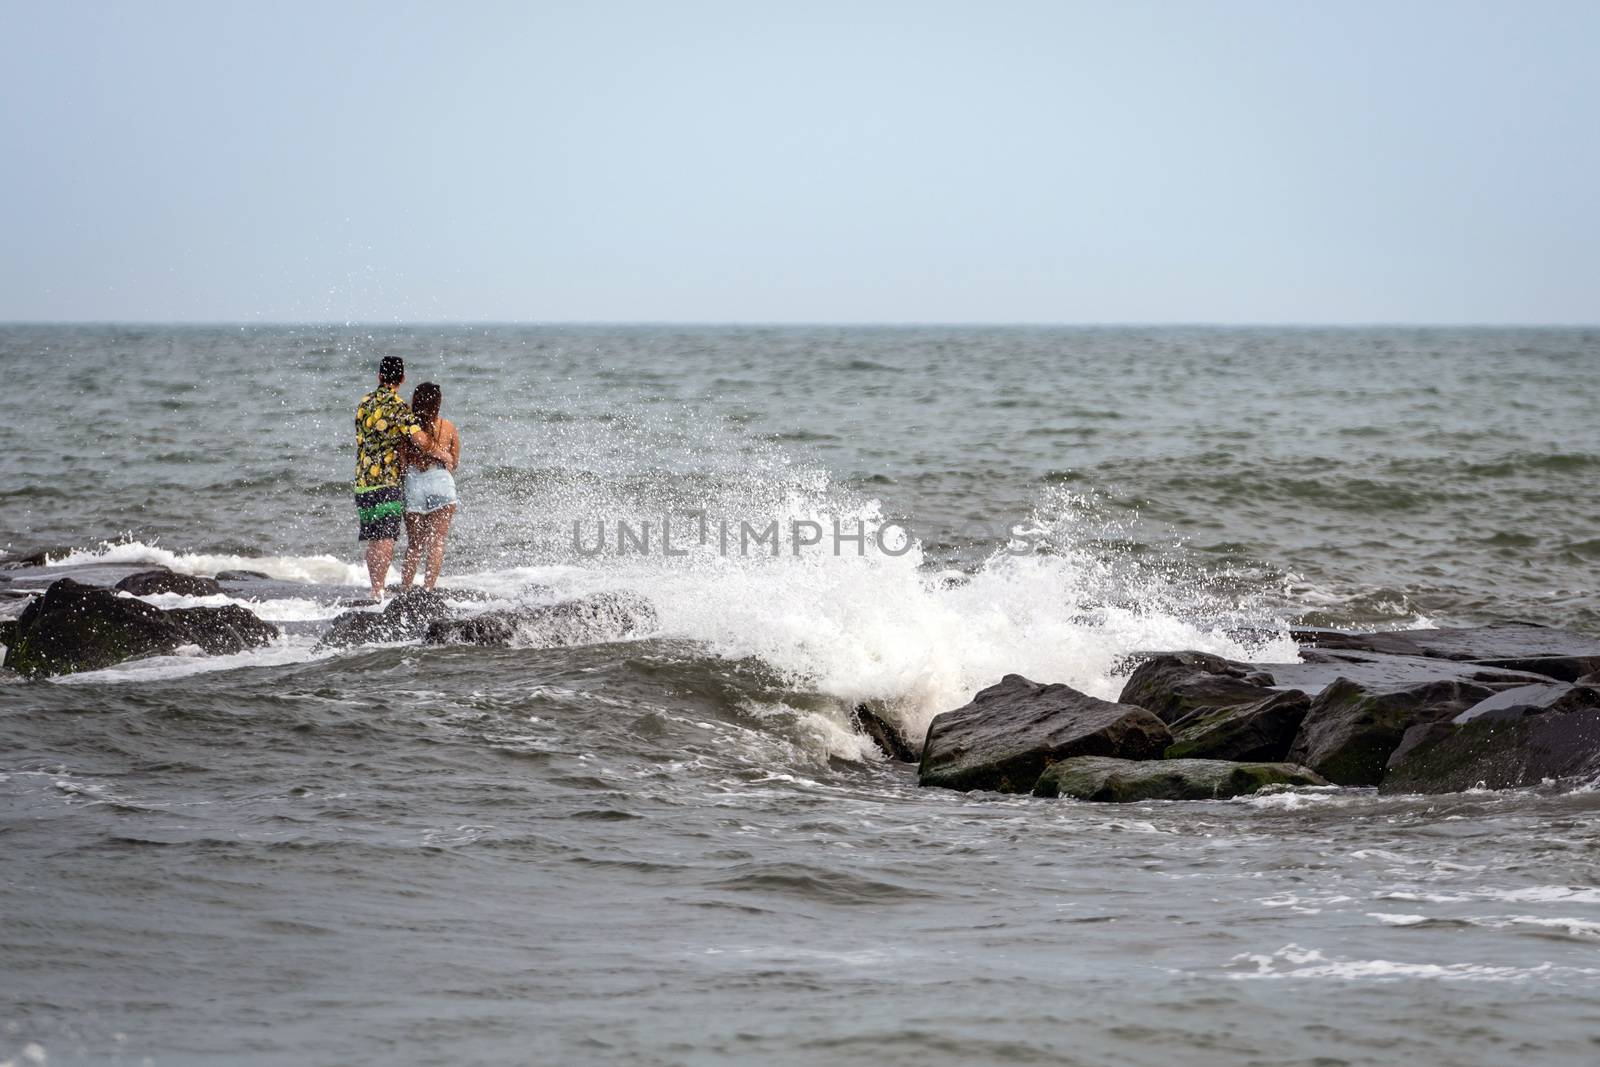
{"left": 1164, "top": 689, "right": 1312, "bottom": 762}
{"left": 1286, "top": 677, "right": 1496, "bottom": 785}
{"left": 918, "top": 674, "right": 1171, "bottom": 794}
{"left": 318, "top": 589, "right": 454, "bottom": 648}
{"left": 2, "top": 578, "right": 278, "bottom": 677}
{"left": 852, "top": 702, "right": 918, "bottom": 762}
{"left": 215, "top": 569, "right": 272, "bottom": 582}
{"left": 0, "top": 548, "right": 71, "bottom": 569}
{"left": 1263, "top": 648, "right": 1552, "bottom": 696}
{"left": 1293, "top": 622, "right": 1600, "bottom": 683}
{"left": 1450, "top": 682, "right": 1600, "bottom": 724}
{"left": 1033, "top": 756, "right": 1327, "bottom": 802}
{"left": 1117, "top": 652, "right": 1277, "bottom": 724}
{"left": 1381, "top": 683, "right": 1600, "bottom": 794}
{"left": 115, "top": 568, "right": 223, "bottom": 598}
{"left": 424, "top": 591, "right": 657, "bottom": 648}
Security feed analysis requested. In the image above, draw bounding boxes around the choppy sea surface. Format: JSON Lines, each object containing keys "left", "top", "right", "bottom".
{"left": 2, "top": 324, "right": 1599, "bottom": 1066}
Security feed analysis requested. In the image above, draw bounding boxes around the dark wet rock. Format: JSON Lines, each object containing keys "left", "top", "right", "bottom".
{"left": 1381, "top": 683, "right": 1600, "bottom": 794}
{"left": 165, "top": 605, "right": 280, "bottom": 654}
{"left": 2, "top": 578, "right": 277, "bottom": 677}
{"left": 918, "top": 674, "right": 1171, "bottom": 794}
{"left": 1262, "top": 648, "right": 1553, "bottom": 696}
{"left": 0, "top": 618, "right": 16, "bottom": 647}
{"left": 318, "top": 589, "right": 454, "bottom": 648}
{"left": 852, "top": 702, "right": 918, "bottom": 762}
{"left": 216, "top": 569, "right": 272, "bottom": 582}
{"left": 1164, "top": 689, "right": 1312, "bottom": 762}
{"left": 4, "top": 578, "right": 191, "bottom": 676}
{"left": 1580, "top": 670, "right": 1600, "bottom": 686}
{"left": 1292, "top": 622, "right": 1600, "bottom": 683}
{"left": 424, "top": 592, "right": 657, "bottom": 648}
{"left": 115, "top": 569, "right": 224, "bottom": 598}
{"left": 1117, "top": 652, "right": 1277, "bottom": 724}
{"left": 427, "top": 611, "right": 518, "bottom": 645}
{"left": 1032, "top": 756, "right": 1328, "bottom": 802}
{"left": 1286, "top": 677, "right": 1496, "bottom": 786}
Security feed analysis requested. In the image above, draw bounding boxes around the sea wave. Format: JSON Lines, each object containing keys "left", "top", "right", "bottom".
{"left": 32, "top": 483, "right": 1300, "bottom": 745}
{"left": 47, "top": 540, "right": 371, "bottom": 586}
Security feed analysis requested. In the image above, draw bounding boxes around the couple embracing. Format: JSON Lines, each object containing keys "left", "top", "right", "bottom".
{"left": 352, "top": 356, "right": 462, "bottom": 601}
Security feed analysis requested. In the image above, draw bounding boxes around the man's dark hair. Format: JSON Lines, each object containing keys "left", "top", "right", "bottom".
{"left": 378, "top": 356, "right": 405, "bottom": 386}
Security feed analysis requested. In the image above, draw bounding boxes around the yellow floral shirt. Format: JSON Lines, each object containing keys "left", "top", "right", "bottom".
{"left": 354, "top": 387, "right": 421, "bottom": 490}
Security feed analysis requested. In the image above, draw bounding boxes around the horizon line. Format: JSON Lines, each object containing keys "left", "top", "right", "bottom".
{"left": 2, "top": 319, "right": 1598, "bottom": 329}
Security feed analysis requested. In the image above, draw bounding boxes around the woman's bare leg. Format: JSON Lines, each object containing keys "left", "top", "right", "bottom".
{"left": 400, "top": 513, "right": 426, "bottom": 590}
{"left": 423, "top": 505, "right": 456, "bottom": 590}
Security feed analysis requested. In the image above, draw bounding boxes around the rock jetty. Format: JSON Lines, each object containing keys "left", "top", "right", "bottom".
{"left": 913, "top": 622, "right": 1600, "bottom": 800}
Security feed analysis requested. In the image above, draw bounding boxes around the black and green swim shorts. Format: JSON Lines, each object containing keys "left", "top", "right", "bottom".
{"left": 355, "top": 485, "right": 404, "bottom": 541}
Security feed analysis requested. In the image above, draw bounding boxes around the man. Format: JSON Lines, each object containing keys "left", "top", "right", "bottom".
{"left": 353, "top": 356, "right": 436, "bottom": 600}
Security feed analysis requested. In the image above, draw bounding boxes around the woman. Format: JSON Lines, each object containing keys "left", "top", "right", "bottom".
{"left": 399, "top": 382, "right": 461, "bottom": 591}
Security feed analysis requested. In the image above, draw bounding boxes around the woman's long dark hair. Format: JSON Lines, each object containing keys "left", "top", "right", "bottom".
{"left": 412, "top": 382, "right": 442, "bottom": 432}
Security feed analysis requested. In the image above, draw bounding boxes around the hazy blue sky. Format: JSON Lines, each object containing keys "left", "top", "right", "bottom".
{"left": 3, "top": 0, "right": 1596, "bottom": 323}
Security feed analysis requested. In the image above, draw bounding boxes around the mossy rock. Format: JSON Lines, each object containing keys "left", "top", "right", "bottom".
{"left": 1287, "top": 677, "right": 1496, "bottom": 785}
{"left": 918, "top": 675, "right": 1171, "bottom": 794}
{"left": 1164, "top": 689, "right": 1311, "bottom": 762}
{"left": 1117, "top": 652, "right": 1278, "bottom": 724}
{"left": 1381, "top": 685, "right": 1600, "bottom": 794}
{"left": 1033, "top": 756, "right": 1328, "bottom": 802}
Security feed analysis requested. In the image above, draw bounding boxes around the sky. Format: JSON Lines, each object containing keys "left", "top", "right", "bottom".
{"left": 2, "top": 0, "right": 1596, "bottom": 324}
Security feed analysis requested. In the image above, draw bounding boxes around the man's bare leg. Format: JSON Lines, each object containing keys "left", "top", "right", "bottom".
{"left": 365, "top": 537, "right": 395, "bottom": 601}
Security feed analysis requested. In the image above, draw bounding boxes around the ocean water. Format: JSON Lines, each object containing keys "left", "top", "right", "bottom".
{"left": 2, "top": 324, "right": 1599, "bottom": 1066}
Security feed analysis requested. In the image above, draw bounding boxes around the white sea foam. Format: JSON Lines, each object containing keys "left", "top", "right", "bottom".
{"left": 1369, "top": 912, "right": 1431, "bottom": 925}
{"left": 1502, "top": 915, "right": 1600, "bottom": 937}
{"left": 545, "top": 492, "right": 1299, "bottom": 742}
{"left": 1236, "top": 786, "right": 1352, "bottom": 810}
{"left": 48, "top": 540, "right": 371, "bottom": 586}
{"left": 1487, "top": 885, "right": 1600, "bottom": 904}
{"left": 52, "top": 635, "right": 332, "bottom": 685}
{"left": 127, "top": 590, "right": 347, "bottom": 623}
{"left": 1376, "top": 885, "right": 1600, "bottom": 905}
{"left": 1227, "top": 943, "right": 1598, "bottom": 983}
{"left": 740, "top": 701, "right": 880, "bottom": 765}
{"left": 1366, "top": 911, "right": 1600, "bottom": 937}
